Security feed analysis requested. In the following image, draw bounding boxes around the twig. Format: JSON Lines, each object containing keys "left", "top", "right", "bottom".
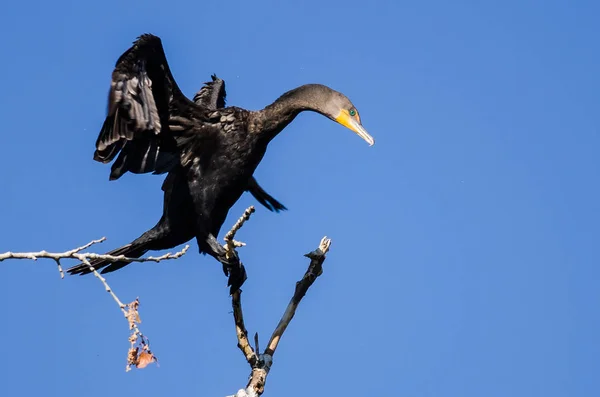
{"left": 82, "top": 247, "right": 189, "bottom": 264}
{"left": 224, "top": 206, "right": 255, "bottom": 260}
{"left": 254, "top": 333, "right": 260, "bottom": 356}
{"left": 232, "top": 290, "right": 257, "bottom": 365}
{"left": 75, "top": 256, "right": 157, "bottom": 371}
{"left": 223, "top": 205, "right": 260, "bottom": 369}
{"left": 225, "top": 206, "right": 256, "bottom": 242}
{"left": 0, "top": 237, "right": 107, "bottom": 278}
{"left": 0, "top": 237, "right": 187, "bottom": 371}
{"left": 265, "top": 236, "right": 331, "bottom": 356}
{"left": 228, "top": 235, "right": 332, "bottom": 397}
{"left": 0, "top": 237, "right": 189, "bottom": 272}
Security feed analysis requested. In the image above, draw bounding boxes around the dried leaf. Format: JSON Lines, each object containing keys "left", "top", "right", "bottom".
{"left": 136, "top": 351, "right": 157, "bottom": 369}
{"left": 125, "top": 299, "right": 142, "bottom": 329}
{"left": 127, "top": 347, "right": 139, "bottom": 366}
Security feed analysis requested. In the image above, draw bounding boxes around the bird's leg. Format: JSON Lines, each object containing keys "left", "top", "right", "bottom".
{"left": 201, "top": 233, "right": 247, "bottom": 294}
{"left": 202, "top": 233, "right": 235, "bottom": 274}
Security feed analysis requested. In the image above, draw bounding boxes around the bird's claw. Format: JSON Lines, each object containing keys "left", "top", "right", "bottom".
{"left": 226, "top": 261, "right": 247, "bottom": 295}
{"left": 224, "top": 239, "right": 244, "bottom": 262}
{"left": 219, "top": 254, "right": 247, "bottom": 294}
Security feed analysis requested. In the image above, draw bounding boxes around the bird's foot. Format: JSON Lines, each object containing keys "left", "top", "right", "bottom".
{"left": 222, "top": 258, "right": 247, "bottom": 295}
{"left": 224, "top": 239, "right": 245, "bottom": 261}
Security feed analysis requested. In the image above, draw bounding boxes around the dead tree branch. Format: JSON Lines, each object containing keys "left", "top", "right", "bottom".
{"left": 264, "top": 236, "right": 331, "bottom": 356}
{"left": 0, "top": 237, "right": 189, "bottom": 279}
{"left": 223, "top": 208, "right": 331, "bottom": 397}
{"left": 224, "top": 205, "right": 255, "bottom": 261}
{"left": 0, "top": 238, "right": 189, "bottom": 371}
{"left": 2, "top": 206, "right": 333, "bottom": 390}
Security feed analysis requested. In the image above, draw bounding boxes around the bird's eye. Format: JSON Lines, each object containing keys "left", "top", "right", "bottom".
{"left": 349, "top": 109, "right": 356, "bottom": 117}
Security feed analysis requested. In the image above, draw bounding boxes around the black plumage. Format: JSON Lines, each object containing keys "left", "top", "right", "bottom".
{"left": 66, "top": 34, "right": 373, "bottom": 292}
{"left": 192, "top": 75, "right": 287, "bottom": 212}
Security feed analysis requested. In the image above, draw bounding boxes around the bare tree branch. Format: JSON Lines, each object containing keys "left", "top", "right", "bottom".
{"left": 223, "top": 209, "right": 332, "bottom": 397}
{"left": 224, "top": 205, "right": 256, "bottom": 261}
{"left": 264, "top": 236, "right": 331, "bottom": 356}
{"left": 2, "top": 207, "right": 334, "bottom": 391}
{"left": 0, "top": 238, "right": 189, "bottom": 371}
{"left": 0, "top": 237, "right": 189, "bottom": 278}
{"left": 0, "top": 237, "right": 107, "bottom": 278}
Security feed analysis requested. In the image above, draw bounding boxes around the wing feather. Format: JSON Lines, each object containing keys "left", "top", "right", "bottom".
{"left": 193, "top": 74, "right": 226, "bottom": 110}
{"left": 94, "top": 34, "right": 195, "bottom": 180}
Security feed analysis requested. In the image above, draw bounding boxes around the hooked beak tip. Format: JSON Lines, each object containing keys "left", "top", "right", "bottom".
{"left": 355, "top": 124, "right": 375, "bottom": 146}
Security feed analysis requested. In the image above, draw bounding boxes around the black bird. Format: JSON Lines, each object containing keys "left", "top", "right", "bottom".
{"left": 67, "top": 34, "right": 374, "bottom": 292}
{"left": 105, "top": 71, "right": 286, "bottom": 212}
{"left": 68, "top": 72, "right": 284, "bottom": 288}
{"left": 192, "top": 75, "right": 287, "bottom": 212}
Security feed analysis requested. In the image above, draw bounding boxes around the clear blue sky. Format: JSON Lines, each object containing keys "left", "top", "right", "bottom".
{"left": 0, "top": 0, "right": 598, "bottom": 396}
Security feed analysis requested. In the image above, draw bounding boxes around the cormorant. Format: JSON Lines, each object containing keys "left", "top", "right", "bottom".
{"left": 192, "top": 74, "right": 287, "bottom": 212}
{"left": 66, "top": 34, "right": 374, "bottom": 292}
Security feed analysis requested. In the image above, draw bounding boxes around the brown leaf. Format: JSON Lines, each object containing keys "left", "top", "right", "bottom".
{"left": 135, "top": 351, "right": 156, "bottom": 369}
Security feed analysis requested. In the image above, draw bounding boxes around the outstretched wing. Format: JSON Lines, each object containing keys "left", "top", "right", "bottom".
{"left": 95, "top": 34, "right": 197, "bottom": 180}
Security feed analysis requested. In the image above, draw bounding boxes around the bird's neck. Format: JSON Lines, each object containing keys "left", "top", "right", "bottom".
{"left": 252, "top": 86, "right": 321, "bottom": 142}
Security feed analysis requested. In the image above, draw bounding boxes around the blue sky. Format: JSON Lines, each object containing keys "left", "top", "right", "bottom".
{"left": 0, "top": 0, "right": 598, "bottom": 396}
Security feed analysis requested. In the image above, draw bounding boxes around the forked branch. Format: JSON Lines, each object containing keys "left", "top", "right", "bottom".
{"left": 1, "top": 206, "right": 333, "bottom": 391}
{"left": 223, "top": 208, "right": 331, "bottom": 397}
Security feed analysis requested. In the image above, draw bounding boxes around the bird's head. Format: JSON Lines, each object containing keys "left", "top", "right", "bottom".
{"left": 303, "top": 84, "right": 374, "bottom": 146}
{"left": 264, "top": 83, "right": 375, "bottom": 146}
{"left": 332, "top": 100, "right": 374, "bottom": 146}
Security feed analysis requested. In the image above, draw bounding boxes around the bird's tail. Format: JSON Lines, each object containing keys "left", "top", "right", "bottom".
{"left": 66, "top": 242, "right": 150, "bottom": 276}
{"left": 247, "top": 178, "right": 287, "bottom": 212}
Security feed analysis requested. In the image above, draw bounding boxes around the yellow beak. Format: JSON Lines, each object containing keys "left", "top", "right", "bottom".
{"left": 335, "top": 109, "right": 375, "bottom": 146}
